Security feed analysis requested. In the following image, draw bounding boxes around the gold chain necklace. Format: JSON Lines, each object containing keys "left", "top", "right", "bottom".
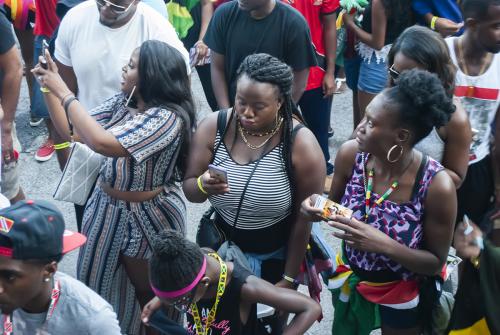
{"left": 457, "top": 37, "right": 492, "bottom": 98}
{"left": 237, "top": 117, "right": 283, "bottom": 150}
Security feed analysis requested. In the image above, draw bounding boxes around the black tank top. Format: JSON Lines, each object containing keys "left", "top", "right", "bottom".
{"left": 186, "top": 262, "right": 257, "bottom": 335}
{"left": 361, "top": 0, "right": 413, "bottom": 46}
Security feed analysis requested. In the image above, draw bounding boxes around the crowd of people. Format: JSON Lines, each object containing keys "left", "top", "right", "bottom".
{"left": 0, "top": 0, "right": 499, "bottom": 334}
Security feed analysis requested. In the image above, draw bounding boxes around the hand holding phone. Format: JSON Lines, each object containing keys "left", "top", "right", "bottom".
{"left": 41, "top": 39, "right": 49, "bottom": 70}
{"left": 208, "top": 164, "right": 228, "bottom": 184}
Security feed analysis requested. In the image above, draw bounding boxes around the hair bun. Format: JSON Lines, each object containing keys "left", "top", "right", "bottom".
{"left": 396, "top": 69, "right": 455, "bottom": 129}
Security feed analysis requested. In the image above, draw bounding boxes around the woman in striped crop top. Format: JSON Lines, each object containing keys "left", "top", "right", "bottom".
{"left": 183, "top": 54, "right": 325, "bottom": 289}
{"left": 302, "top": 69, "right": 457, "bottom": 334}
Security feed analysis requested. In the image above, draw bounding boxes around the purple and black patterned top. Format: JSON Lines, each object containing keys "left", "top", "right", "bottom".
{"left": 341, "top": 152, "right": 443, "bottom": 280}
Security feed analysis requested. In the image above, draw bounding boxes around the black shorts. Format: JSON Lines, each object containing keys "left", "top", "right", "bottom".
{"left": 457, "top": 156, "right": 495, "bottom": 228}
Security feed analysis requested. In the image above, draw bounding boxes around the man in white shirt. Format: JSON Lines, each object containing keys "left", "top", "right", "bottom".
{"left": 446, "top": 0, "right": 500, "bottom": 226}
{"left": 52, "top": 0, "right": 189, "bottom": 228}
{"left": 0, "top": 200, "right": 122, "bottom": 334}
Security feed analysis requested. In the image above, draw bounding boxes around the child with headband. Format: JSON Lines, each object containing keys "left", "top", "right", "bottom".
{"left": 142, "top": 229, "right": 321, "bottom": 335}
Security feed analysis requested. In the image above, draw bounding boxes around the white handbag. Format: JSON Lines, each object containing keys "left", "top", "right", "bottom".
{"left": 53, "top": 142, "right": 104, "bottom": 205}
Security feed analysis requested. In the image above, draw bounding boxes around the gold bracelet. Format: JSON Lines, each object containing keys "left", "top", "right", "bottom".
{"left": 470, "top": 254, "right": 480, "bottom": 269}
{"left": 197, "top": 176, "right": 208, "bottom": 195}
{"left": 430, "top": 16, "right": 439, "bottom": 31}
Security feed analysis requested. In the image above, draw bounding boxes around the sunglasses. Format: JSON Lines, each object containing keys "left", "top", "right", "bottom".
{"left": 388, "top": 64, "right": 400, "bottom": 82}
{"left": 167, "top": 290, "right": 196, "bottom": 313}
{"left": 95, "top": 0, "right": 135, "bottom": 14}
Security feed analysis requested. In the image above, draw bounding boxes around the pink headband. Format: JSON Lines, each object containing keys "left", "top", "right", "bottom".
{"left": 151, "top": 257, "right": 207, "bottom": 299}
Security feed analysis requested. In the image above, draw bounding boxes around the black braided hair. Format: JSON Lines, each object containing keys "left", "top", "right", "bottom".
{"left": 149, "top": 230, "right": 205, "bottom": 293}
{"left": 384, "top": 69, "right": 456, "bottom": 145}
{"left": 235, "top": 53, "right": 304, "bottom": 193}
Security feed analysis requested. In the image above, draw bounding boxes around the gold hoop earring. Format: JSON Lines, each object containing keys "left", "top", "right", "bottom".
{"left": 387, "top": 144, "right": 404, "bottom": 163}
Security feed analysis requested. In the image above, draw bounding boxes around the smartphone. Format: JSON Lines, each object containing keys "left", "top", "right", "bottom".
{"left": 208, "top": 164, "right": 228, "bottom": 183}
{"left": 314, "top": 195, "right": 353, "bottom": 221}
{"left": 41, "top": 39, "right": 49, "bottom": 69}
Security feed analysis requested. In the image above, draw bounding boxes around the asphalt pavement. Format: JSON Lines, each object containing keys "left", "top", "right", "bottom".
{"left": 14, "top": 70, "right": 358, "bottom": 334}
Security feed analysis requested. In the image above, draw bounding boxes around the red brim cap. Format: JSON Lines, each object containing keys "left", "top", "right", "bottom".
{"left": 62, "top": 230, "right": 86, "bottom": 254}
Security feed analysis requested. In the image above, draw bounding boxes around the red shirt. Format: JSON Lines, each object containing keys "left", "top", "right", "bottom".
{"left": 34, "top": 0, "right": 59, "bottom": 37}
{"left": 283, "top": 0, "right": 339, "bottom": 90}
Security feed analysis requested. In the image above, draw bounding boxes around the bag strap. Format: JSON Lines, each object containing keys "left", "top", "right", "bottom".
{"left": 211, "top": 109, "right": 232, "bottom": 163}
{"left": 229, "top": 128, "right": 275, "bottom": 240}
{"left": 410, "top": 154, "right": 429, "bottom": 199}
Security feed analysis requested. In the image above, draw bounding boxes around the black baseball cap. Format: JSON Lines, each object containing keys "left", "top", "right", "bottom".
{"left": 0, "top": 200, "right": 86, "bottom": 260}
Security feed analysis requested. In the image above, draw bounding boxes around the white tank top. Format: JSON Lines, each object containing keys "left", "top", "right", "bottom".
{"left": 415, "top": 127, "right": 445, "bottom": 162}
{"left": 446, "top": 37, "right": 500, "bottom": 164}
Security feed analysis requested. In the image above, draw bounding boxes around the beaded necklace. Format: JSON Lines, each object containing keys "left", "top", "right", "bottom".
{"left": 362, "top": 152, "right": 414, "bottom": 221}
{"left": 364, "top": 169, "right": 398, "bottom": 221}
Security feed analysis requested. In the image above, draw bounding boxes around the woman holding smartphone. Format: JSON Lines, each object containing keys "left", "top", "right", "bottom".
{"left": 183, "top": 54, "right": 325, "bottom": 292}
{"left": 302, "top": 69, "right": 457, "bottom": 334}
{"left": 33, "top": 40, "right": 195, "bottom": 335}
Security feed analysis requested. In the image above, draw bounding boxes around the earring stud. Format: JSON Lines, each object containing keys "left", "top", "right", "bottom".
{"left": 44, "top": 278, "right": 50, "bottom": 282}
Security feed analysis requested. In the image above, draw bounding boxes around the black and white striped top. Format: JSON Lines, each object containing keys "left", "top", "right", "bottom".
{"left": 209, "top": 132, "right": 292, "bottom": 231}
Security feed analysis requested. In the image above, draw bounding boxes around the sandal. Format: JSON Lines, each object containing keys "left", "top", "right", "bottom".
{"left": 334, "top": 77, "right": 347, "bottom": 94}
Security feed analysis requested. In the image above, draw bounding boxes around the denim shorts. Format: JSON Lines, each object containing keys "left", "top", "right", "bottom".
{"left": 357, "top": 53, "right": 389, "bottom": 94}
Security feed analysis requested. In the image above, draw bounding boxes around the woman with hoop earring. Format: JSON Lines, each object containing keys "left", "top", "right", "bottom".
{"left": 301, "top": 69, "right": 457, "bottom": 334}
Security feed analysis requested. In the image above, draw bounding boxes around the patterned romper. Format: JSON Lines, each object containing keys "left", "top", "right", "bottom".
{"left": 77, "top": 94, "right": 187, "bottom": 334}
{"left": 341, "top": 152, "right": 443, "bottom": 280}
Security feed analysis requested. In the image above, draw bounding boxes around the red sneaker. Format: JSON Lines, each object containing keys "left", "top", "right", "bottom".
{"left": 35, "top": 139, "right": 55, "bottom": 162}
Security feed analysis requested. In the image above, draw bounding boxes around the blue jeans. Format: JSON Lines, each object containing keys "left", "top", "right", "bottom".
{"left": 31, "top": 35, "right": 50, "bottom": 118}
{"left": 299, "top": 87, "right": 334, "bottom": 175}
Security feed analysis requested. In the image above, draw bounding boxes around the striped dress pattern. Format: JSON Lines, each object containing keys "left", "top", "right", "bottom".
{"left": 76, "top": 94, "right": 187, "bottom": 334}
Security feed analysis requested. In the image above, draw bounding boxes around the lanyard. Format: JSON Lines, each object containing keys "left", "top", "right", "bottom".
{"left": 190, "top": 253, "right": 227, "bottom": 335}
{"left": 3, "top": 280, "right": 61, "bottom": 335}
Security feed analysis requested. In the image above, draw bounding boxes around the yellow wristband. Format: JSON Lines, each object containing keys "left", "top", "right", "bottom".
{"left": 430, "top": 16, "right": 438, "bottom": 31}
{"left": 282, "top": 274, "right": 296, "bottom": 285}
{"left": 40, "top": 87, "right": 50, "bottom": 93}
{"left": 54, "top": 142, "right": 71, "bottom": 150}
{"left": 197, "top": 176, "right": 208, "bottom": 195}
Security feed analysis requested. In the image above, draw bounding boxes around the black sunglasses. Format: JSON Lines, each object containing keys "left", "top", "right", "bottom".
{"left": 388, "top": 64, "right": 400, "bottom": 82}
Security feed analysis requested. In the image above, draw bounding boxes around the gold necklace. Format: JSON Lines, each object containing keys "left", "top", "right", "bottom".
{"left": 237, "top": 117, "right": 283, "bottom": 150}
{"left": 457, "top": 37, "right": 492, "bottom": 98}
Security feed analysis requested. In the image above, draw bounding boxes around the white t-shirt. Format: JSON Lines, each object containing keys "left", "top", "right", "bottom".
{"left": 4, "top": 272, "right": 121, "bottom": 334}
{"left": 55, "top": 1, "right": 189, "bottom": 110}
{"left": 446, "top": 37, "right": 500, "bottom": 164}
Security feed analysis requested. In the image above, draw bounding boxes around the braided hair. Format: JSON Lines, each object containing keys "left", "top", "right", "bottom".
{"left": 149, "top": 230, "right": 205, "bottom": 293}
{"left": 235, "top": 53, "right": 304, "bottom": 191}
